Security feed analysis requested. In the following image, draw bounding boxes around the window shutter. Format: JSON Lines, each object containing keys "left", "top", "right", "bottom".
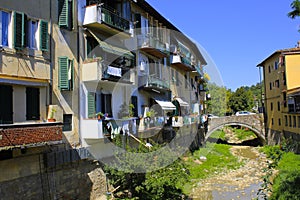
{"left": 58, "top": 0, "right": 69, "bottom": 27}
{"left": 71, "top": 59, "right": 74, "bottom": 90}
{"left": 14, "top": 12, "right": 25, "bottom": 49}
{"left": 40, "top": 20, "right": 49, "bottom": 51}
{"left": 87, "top": 92, "right": 95, "bottom": 118}
{"left": 58, "top": 56, "right": 69, "bottom": 90}
{"left": 134, "top": 14, "right": 141, "bottom": 35}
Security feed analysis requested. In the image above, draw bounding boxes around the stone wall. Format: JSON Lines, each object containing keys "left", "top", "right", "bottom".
{"left": 0, "top": 147, "right": 108, "bottom": 200}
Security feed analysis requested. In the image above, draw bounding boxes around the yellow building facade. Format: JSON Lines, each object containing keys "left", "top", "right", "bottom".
{"left": 258, "top": 47, "right": 300, "bottom": 145}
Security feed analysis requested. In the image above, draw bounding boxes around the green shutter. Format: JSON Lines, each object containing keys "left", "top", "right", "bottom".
{"left": 71, "top": 59, "right": 74, "bottom": 90}
{"left": 87, "top": 92, "right": 95, "bottom": 118}
{"left": 40, "top": 20, "right": 49, "bottom": 51}
{"left": 14, "top": 12, "right": 25, "bottom": 49}
{"left": 58, "top": 56, "right": 69, "bottom": 90}
{"left": 58, "top": 0, "right": 69, "bottom": 27}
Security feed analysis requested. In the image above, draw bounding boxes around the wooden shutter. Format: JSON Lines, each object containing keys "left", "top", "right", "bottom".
{"left": 40, "top": 20, "right": 49, "bottom": 51}
{"left": 58, "top": 56, "right": 69, "bottom": 90}
{"left": 58, "top": 0, "right": 69, "bottom": 27}
{"left": 0, "top": 85, "right": 13, "bottom": 124}
{"left": 14, "top": 12, "right": 26, "bottom": 49}
{"left": 87, "top": 92, "right": 95, "bottom": 118}
{"left": 26, "top": 87, "right": 40, "bottom": 120}
{"left": 71, "top": 59, "right": 74, "bottom": 90}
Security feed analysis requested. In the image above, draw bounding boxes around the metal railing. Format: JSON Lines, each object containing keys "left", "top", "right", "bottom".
{"left": 101, "top": 7, "right": 130, "bottom": 32}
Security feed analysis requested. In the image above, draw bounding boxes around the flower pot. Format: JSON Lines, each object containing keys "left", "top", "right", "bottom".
{"left": 48, "top": 118, "right": 56, "bottom": 122}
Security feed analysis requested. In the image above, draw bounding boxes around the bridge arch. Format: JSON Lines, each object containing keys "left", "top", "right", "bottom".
{"left": 206, "top": 122, "right": 265, "bottom": 143}
{"left": 205, "top": 114, "right": 265, "bottom": 143}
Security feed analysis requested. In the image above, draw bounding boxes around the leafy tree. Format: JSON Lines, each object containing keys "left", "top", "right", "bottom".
{"left": 288, "top": 0, "right": 300, "bottom": 19}
{"left": 228, "top": 86, "right": 254, "bottom": 113}
{"left": 207, "top": 83, "right": 228, "bottom": 116}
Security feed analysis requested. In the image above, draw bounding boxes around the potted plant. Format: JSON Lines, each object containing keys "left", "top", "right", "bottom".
{"left": 96, "top": 112, "right": 104, "bottom": 120}
{"left": 48, "top": 108, "right": 56, "bottom": 122}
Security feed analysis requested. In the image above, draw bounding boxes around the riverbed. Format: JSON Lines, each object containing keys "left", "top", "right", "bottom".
{"left": 189, "top": 146, "right": 268, "bottom": 200}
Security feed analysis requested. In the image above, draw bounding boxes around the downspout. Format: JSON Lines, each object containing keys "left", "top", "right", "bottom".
{"left": 49, "top": 0, "right": 53, "bottom": 105}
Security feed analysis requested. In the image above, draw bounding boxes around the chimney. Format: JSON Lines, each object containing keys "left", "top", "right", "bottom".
{"left": 297, "top": 40, "right": 300, "bottom": 48}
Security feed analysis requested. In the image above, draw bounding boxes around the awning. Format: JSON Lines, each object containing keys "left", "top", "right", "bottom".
{"left": 155, "top": 99, "right": 176, "bottom": 111}
{"left": 174, "top": 97, "right": 189, "bottom": 107}
{"left": 87, "top": 29, "right": 134, "bottom": 59}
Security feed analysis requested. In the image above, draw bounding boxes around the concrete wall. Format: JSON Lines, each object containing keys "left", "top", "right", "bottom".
{"left": 0, "top": 148, "right": 108, "bottom": 200}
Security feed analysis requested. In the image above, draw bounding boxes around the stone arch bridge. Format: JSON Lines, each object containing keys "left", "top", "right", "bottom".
{"left": 206, "top": 114, "right": 265, "bottom": 142}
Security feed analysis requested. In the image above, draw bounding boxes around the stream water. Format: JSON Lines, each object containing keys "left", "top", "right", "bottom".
{"left": 189, "top": 146, "right": 268, "bottom": 200}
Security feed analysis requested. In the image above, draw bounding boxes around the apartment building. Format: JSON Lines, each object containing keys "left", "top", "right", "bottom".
{"left": 258, "top": 45, "right": 300, "bottom": 145}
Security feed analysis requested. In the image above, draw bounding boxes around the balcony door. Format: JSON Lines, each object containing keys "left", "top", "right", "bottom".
{"left": 0, "top": 85, "right": 13, "bottom": 124}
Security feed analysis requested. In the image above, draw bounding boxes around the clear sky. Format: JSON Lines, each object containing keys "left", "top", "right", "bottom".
{"left": 146, "top": 0, "right": 300, "bottom": 91}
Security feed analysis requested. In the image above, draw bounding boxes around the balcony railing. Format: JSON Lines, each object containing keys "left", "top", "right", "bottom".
{"left": 147, "top": 75, "right": 170, "bottom": 90}
{"left": 171, "top": 55, "right": 194, "bottom": 71}
{"left": 137, "top": 35, "right": 167, "bottom": 58}
{"left": 101, "top": 7, "right": 130, "bottom": 32}
{"left": 83, "top": 5, "right": 132, "bottom": 37}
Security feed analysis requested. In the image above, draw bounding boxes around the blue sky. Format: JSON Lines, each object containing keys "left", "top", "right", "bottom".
{"left": 146, "top": 0, "right": 300, "bottom": 91}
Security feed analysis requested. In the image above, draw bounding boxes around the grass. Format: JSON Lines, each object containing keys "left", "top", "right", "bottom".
{"left": 181, "top": 142, "right": 243, "bottom": 194}
{"left": 232, "top": 127, "right": 257, "bottom": 141}
{"left": 209, "top": 129, "right": 226, "bottom": 140}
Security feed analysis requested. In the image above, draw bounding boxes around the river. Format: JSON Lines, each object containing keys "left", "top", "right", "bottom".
{"left": 189, "top": 139, "right": 269, "bottom": 199}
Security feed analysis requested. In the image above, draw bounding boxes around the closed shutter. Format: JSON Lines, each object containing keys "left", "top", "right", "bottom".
{"left": 58, "top": 0, "right": 69, "bottom": 27}
{"left": 58, "top": 56, "right": 69, "bottom": 90}
{"left": 70, "top": 59, "right": 74, "bottom": 90}
{"left": 14, "top": 12, "right": 26, "bottom": 49}
{"left": 26, "top": 87, "right": 40, "bottom": 120}
{"left": 40, "top": 20, "right": 49, "bottom": 51}
{"left": 0, "top": 85, "right": 13, "bottom": 124}
{"left": 87, "top": 92, "right": 95, "bottom": 118}
{"left": 134, "top": 13, "right": 141, "bottom": 35}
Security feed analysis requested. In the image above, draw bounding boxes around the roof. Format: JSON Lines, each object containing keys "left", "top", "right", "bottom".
{"left": 257, "top": 47, "right": 300, "bottom": 67}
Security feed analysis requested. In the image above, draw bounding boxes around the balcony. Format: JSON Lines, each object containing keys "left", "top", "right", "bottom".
{"left": 137, "top": 35, "right": 167, "bottom": 58}
{"left": 138, "top": 75, "right": 170, "bottom": 92}
{"left": 171, "top": 55, "right": 194, "bottom": 71}
{"left": 0, "top": 122, "right": 63, "bottom": 149}
{"left": 82, "top": 60, "right": 132, "bottom": 84}
{"left": 83, "top": 5, "right": 132, "bottom": 38}
{"left": 81, "top": 118, "right": 137, "bottom": 139}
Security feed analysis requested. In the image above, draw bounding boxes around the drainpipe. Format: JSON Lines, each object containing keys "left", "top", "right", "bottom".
{"left": 49, "top": 0, "right": 53, "bottom": 105}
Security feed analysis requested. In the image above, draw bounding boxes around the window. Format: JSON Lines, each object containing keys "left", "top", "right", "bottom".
{"left": 28, "top": 20, "right": 38, "bottom": 49}
{"left": 14, "top": 11, "right": 26, "bottom": 49}
{"left": 268, "top": 65, "right": 271, "bottom": 73}
{"left": 39, "top": 20, "right": 49, "bottom": 51}
{"left": 58, "top": 0, "right": 73, "bottom": 29}
{"left": 298, "top": 116, "right": 300, "bottom": 128}
{"left": 283, "top": 92, "right": 287, "bottom": 107}
{"left": 58, "top": 56, "right": 74, "bottom": 91}
{"left": 289, "top": 115, "right": 292, "bottom": 127}
{"left": 274, "top": 61, "right": 278, "bottom": 70}
{"left": 285, "top": 115, "right": 288, "bottom": 126}
{"left": 101, "top": 93, "right": 112, "bottom": 117}
{"left": 63, "top": 114, "right": 72, "bottom": 131}
{"left": 275, "top": 80, "right": 280, "bottom": 88}
{"left": 0, "top": 85, "right": 13, "bottom": 124}
{"left": 271, "top": 118, "right": 274, "bottom": 125}
{"left": 26, "top": 87, "right": 40, "bottom": 120}
{"left": 293, "top": 116, "right": 297, "bottom": 128}
{"left": 283, "top": 72, "right": 286, "bottom": 86}
{"left": 269, "top": 82, "right": 272, "bottom": 90}
{"left": 87, "top": 92, "right": 95, "bottom": 118}
{"left": 278, "top": 118, "right": 281, "bottom": 126}
{"left": 277, "top": 101, "right": 280, "bottom": 111}
{"left": 270, "top": 102, "right": 273, "bottom": 111}
{"left": 0, "top": 11, "right": 10, "bottom": 47}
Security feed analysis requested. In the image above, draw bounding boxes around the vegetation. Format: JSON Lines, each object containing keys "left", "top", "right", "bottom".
{"left": 209, "top": 129, "right": 226, "bottom": 140}
{"left": 259, "top": 142, "right": 300, "bottom": 200}
{"left": 181, "top": 142, "right": 243, "bottom": 194}
{"left": 104, "top": 136, "right": 188, "bottom": 199}
{"left": 288, "top": 0, "right": 300, "bottom": 19}
{"left": 233, "top": 127, "right": 257, "bottom": 141}
{"left": 207, "top": 82, "right": 262, "bottom": 116}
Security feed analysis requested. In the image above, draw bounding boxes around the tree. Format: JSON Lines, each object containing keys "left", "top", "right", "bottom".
{"left": 288, "top": 0, "right": 300, "bottom": 19}
{"left": 206, "top": 83, "right": 228, "bottom": 116}
{"left": 228, "top": 86, "right": 254, "bottom": 113}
